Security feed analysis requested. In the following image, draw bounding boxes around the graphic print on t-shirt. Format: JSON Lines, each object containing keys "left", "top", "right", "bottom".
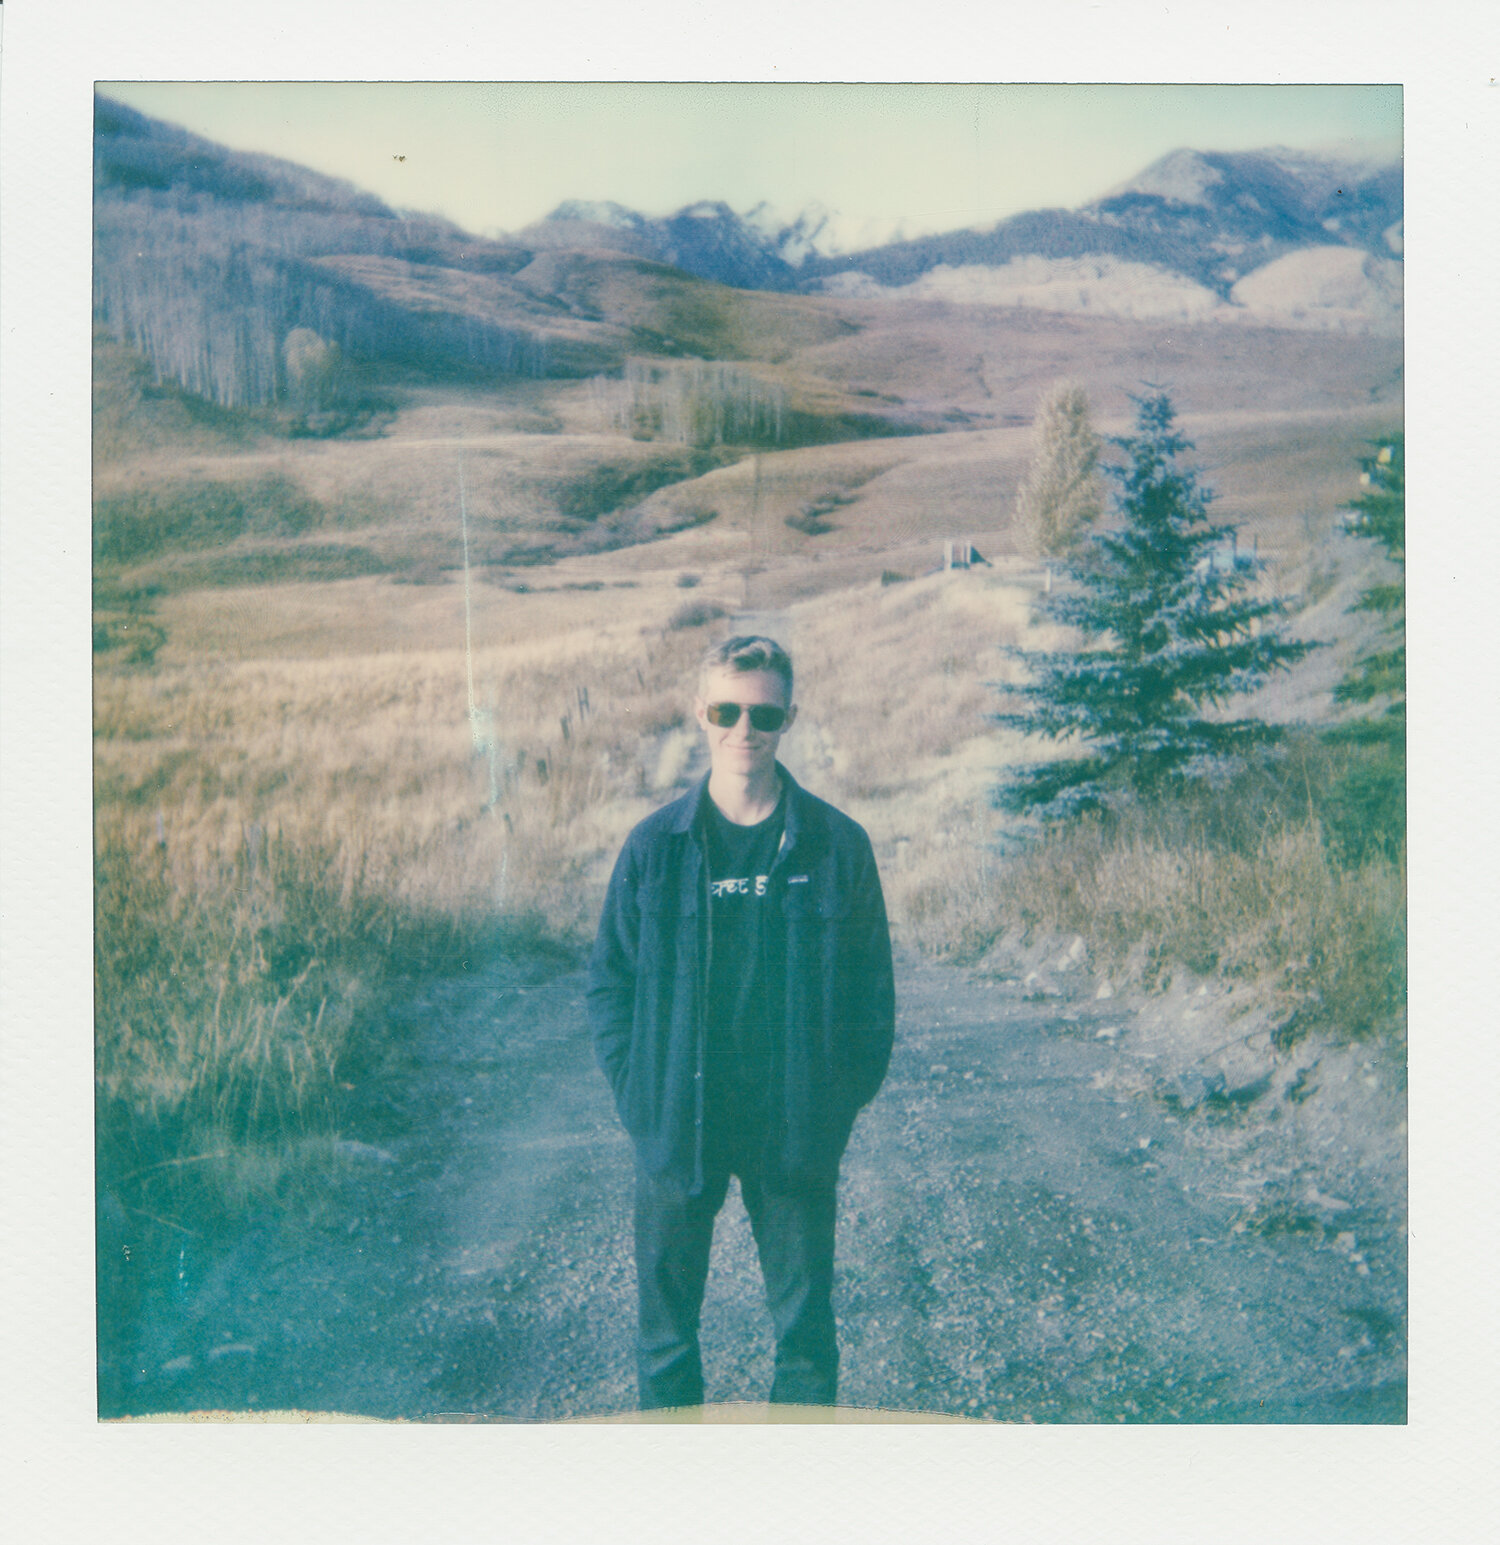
{"left": 703, "top": 793, "right": 785, "bottom": 1063}
{"left": 710, "top": 872, "right": 770, "bottom": 898}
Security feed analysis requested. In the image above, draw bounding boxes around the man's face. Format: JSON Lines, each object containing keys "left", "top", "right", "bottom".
{"left": 694, "top": 666, "right": 796, "bottom": 782}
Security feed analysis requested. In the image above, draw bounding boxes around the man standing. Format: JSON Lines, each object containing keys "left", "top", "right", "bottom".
{"left": 587, "top": 635, "right": 895, "bottom": 1410}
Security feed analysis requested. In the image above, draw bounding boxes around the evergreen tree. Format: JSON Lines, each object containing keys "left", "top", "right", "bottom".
{"left": 1334, "top": 434, "right": 1404, "bottom": 720}
{"left": 1014, "top": 381, "right": 1102, "bottom": 558}
{"left": 1316, "top": 434, "right": 1405, "bottom": 864}
{"left": 995, "top": 390, "right": 1314, "bottom": 815}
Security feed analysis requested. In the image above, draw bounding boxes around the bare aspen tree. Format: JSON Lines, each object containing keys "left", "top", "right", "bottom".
{"left": 94, "top": 198, "right": 547, "bottom": 410}
{"left": 610, "top": 359, "right": 786, "bottom": 447}
{"left": 1015, "top": 382, "right": 1103, "bottom": 558}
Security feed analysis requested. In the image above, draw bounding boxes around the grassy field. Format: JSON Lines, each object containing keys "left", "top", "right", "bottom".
{"left": 93, "top": 297, "right": 1404, "bottom": 1225}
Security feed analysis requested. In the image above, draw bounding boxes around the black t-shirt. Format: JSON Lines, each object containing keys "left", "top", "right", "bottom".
{"left": 702, "top": 789, "right": 786, "bottom": 1072}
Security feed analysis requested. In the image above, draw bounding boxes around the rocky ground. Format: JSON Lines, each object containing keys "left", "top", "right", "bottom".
{"left": 98, "top": 944, "right": 1406, "bottom": 1423}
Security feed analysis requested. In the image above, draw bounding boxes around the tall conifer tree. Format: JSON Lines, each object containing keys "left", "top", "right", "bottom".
{"left": 1334, "top": 434, "right": 1404, "bottom": 721}
{"left": 1316, "top": 434, "right": 1405, "bottom": 863}
{"left": 995, "top": 390, "right": 1314, "bottom": 815}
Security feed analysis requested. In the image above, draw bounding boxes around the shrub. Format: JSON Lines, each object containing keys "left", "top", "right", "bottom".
{"left": 94, "top": 473, "right": 324, "bottom": 563}
{"left": 390, "top": 563, "right": 452, "bottom": 586}
{"left": 785, "top": 508, "right": 833, "bottom": 536}
{"left": 550, "top": 450, "right": 730, "bottom": 522}
{"left": 139, "top": 543, "right": 388, "bottom": 590}
{"left": 667, "top": 600, "right": 729, "bottom": 632}
{"left": 92, "top": 615, "right": 167, "bottom": 665}
{"left": 659, "top": 507, "right": 719, "bottom": 535}
{"left": 92, "top": 577, "right": 167, "bottom": 664}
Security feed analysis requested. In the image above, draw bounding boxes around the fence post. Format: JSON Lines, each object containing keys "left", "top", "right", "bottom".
{"left": 244, "top": 822, "right": 264, "bottom": 881}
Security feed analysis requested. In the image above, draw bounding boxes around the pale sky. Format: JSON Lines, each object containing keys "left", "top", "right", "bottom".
{"left": 98, "top": 82, "right": 1401, "bottom": 242}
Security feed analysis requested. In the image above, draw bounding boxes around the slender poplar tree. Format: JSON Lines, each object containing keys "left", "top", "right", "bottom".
{"left": 1014, "top": 381, "right": 1103, "bottom": 558}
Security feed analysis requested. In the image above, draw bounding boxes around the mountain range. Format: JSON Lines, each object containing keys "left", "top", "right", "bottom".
{"left": 518, "top": 145, "right": 1402, "bottom": 301}
{"left": 92, "top": 94, "right": 1402, "bottom": 419}
{"left": 514, "top": 197, "right": 918, "bottom": 285}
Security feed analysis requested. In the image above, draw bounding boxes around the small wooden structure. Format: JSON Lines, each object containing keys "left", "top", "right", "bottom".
{"left": 942, "top": 539, "right": 991, "bottom": 571}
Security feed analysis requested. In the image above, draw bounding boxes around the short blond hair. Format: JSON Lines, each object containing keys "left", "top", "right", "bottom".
{"left": 698, "top": 635, "right": 793, "bottom": 702}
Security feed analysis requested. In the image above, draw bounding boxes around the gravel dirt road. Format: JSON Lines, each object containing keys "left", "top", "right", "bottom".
{"left": 99, "top": 947, "right": 1406, "bottom": 1423}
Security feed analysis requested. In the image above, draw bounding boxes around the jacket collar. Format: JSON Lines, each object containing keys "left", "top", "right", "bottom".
{"left": 670, "top": 763, "right": 813, "bottom": 848}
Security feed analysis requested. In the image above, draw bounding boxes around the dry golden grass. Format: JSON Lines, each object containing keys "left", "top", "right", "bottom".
{"left": 95, "top": 596, "right": 720, "bottom": 941}
{"left": 992, "top": 804, "right": 1406, "bottom": 1033}
{"left": 100, "top": 556, "right": 1056, "bottom": 951}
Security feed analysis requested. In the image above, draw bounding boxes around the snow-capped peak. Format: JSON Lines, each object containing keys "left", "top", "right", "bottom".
{"left": 546, "top": 199, "right": 648, "bottom": 230}
{"left": 742, "top": 200, "right": 916, "bottom": 267}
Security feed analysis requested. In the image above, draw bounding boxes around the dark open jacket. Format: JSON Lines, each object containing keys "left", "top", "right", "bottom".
{"left": 587, "top": 766, "right": 895, "bottom": 1194}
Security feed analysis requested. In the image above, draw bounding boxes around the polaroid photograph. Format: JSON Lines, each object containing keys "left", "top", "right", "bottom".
{"left": 3, "top": 3, "right": 1492, "bottom": 1540}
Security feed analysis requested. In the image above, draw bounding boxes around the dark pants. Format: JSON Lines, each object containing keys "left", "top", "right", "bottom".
{"left": 632, "top": 1066, "right": 840, "bottom": 1410}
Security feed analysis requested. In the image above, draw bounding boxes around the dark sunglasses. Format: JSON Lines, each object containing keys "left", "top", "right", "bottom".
{"left": 704, "top": 702, "right": 789, "bottom": 732}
